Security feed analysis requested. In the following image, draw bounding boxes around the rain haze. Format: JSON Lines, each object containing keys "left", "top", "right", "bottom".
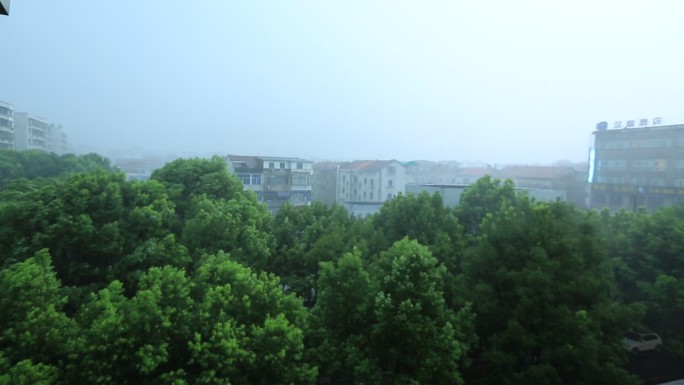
{"left": 2, "top": 1, "right": 684, "bottom": 164}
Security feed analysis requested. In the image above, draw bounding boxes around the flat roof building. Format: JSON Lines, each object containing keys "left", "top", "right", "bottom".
{"left": 0, "top": 100, "right": 13, "bottom": 150}
{"left": 589, "top": 122, "right": 684, "bottom": 211}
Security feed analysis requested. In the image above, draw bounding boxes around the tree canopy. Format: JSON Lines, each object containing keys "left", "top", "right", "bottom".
{"left": 1, "top": 150, "right": 677, "bottom": 384}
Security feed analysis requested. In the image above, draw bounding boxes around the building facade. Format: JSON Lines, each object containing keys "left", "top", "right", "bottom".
{"left": 312, "top": 160, "right": 406, "bottom": 217}
{"left": 589, "top": 123, "right": 684, "bottom": 211}
{"left": 225, "top": 155, "right": 313, "bottom": 213}
{"left": 12, "top": 112, "right": 69, "bottom": 154}
{"left": 495, "top": 165, "right": 587, "bottom": 208}
{"left": 47, "top": 124, "right": 68, "bottom": 154}
{"left": 0, "top": 100, "right": 13, "bottom": 150}
{"left": 13, "top": 112, "right": 49, "bottom": 151}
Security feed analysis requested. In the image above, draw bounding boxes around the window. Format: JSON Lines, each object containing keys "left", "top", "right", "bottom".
{"left": 364, "top": 178, "right": 367, "bottom": 184}
{"left": 292, "top": 174, "right": 309, "bottom": 186}
{"left": 387, "top": 193, "right": 392, "bottom": 200}
{"left": 370, "top": 192, "right": 373, "bottom": 200}
{"left": 269, "top": 162, "right": 275, "bottom": 169}
{"left": 388, "top": 179, "right": 393, "bottom": 187}
{"left": 238, "top": 174, "right": 251, "bottom": 185}
{"left": 280, "top": 162, "right": 285, "bottom": 169}
{"left": 297, "top": 162, "right": 303, "bottom": 169}
{"left": 252, "top": 174, "right": 262, "bottom": 184}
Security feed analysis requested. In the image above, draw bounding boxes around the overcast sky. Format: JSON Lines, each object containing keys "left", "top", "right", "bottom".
{"left": 2, "top": 1, "right": 684, "bottom": 164}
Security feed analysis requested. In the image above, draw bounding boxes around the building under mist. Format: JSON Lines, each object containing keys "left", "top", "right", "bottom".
{"left": 312, "top": 160, "right": 406, "bottom": 217}
{"left": 589, "top": 122, "right": 684, "bottom": 211}
{"left": 225, "top": 155, "right": 313, "bottom": 213}
{"left": 12, "top": 112, "right": 68, "bottom": 154}
{"left": 0, "top": 100, "right": 13, "bottom": 149}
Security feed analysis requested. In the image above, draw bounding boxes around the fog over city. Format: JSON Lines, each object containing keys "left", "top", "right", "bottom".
{"left": 2, "top": 1, "right": 684, "bottom": 164}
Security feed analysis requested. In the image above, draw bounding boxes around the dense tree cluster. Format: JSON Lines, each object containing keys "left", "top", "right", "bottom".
{"left": 0, "top": 150, "right": 680, "bottom": 384}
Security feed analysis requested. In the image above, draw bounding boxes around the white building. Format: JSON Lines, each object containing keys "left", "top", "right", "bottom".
{"left": 313, "top": 160, "right": 406, "bottom": 217}
{"left": 0, "top": 100, "right": 13, "bottom": 150}
{"left": 13, "top": 112, "right": 49, "bottom": 151}
{"left": 12, "top": 112, "right": 69, "bottom": 154}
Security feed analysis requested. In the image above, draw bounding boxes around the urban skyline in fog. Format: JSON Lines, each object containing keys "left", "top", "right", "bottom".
{"left": 2, "top": 1, "right": 684, "bottom": 164}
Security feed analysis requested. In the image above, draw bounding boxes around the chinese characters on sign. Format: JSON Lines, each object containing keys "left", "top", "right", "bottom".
{"left": 612, "top": 117, "right": 663, "bottom": 130}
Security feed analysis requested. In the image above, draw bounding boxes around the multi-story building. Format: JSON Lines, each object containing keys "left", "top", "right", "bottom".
{"left": 589, "top": 122, "right": 684, "bottom": 211}
{"left": 312, "top": 160, "right": 406, "bottom": 217}
{"left": 47, "top": 124, "right": 69, "bottom": 154}
{"left": 225, "top": 155, "right": 313, "bottom": 213}
{"left": 0, "top": 100, "right": 13, "bottom": 150}
{"left": 12, "top": 112, "right": 69, "bottom": 154}
{"left": 495, "top": 165, "right": 587, "bottom": 208}
{"left": 13, "top": 112, "right": 50, "bottom": 151}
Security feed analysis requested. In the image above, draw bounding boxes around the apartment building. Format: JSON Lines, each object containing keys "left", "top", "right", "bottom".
{"left": 589, "top": 122, "right": 684, "bottom": 211}
{"left": 13, "top": 112, "right": 50, "bottom": 151}
{"left": 12, "top": 112, "right": 69, "bottom": 154}
{"left": 225, "top": 155, "right": 313, "bottom": 213}
{"left": 312, "top": 160, "right": 406, "bottom": 217}
{"left": 0, "top": 100, "right": 13, "bottom": 150}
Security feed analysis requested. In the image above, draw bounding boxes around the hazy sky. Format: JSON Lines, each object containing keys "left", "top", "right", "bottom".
{"left": 2, "top": 1, "right": 684, "bottom": 164}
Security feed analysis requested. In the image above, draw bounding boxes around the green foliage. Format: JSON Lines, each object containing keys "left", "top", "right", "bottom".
{"left": 455, "top": 175, "right": 517, "bottom": 236}
{"left": 151, "top": 156, "right": 242, "bottom": 219}
{"left": 312, "top": 240, "right": 469, "bottom": 384}
{"left": 606, "top": 204, "right": 684, "bottom": 355}
{"left": 0, "top": 251, "right": 76, "bottom": 384}
{"left": 3, "top": 152, "right": 683, "bottom": 384}
{"left": 460, "top": 199, "right": 638, "bottom": 385}
{"left": 0, "top": 149, "right": 113, "bottom": 189}
{"left": 190, "top": 253, "right": 316, "bottom": 384}
{"left": 270, "top": 202, "right": 357, "bottom": 303}
{"left": 182, "top": 194, "right": 274, "bottom": 270}
{"left": 0, "top": 354, "right": 59, "bottom": 385}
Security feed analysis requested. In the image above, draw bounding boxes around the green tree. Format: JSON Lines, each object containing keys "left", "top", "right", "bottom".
{"left": 181, "top": 194, "right": 273, "bottom": 270}
{"left": 460, "top": 199, "right": 638, "bottom": 385}
{"left": 310, "top": 251, "right": 374, "bottom": 383}
{"left": 0, "top": 250, "right": 76, "bottom": 381}
{"left": 312, "top": 239, "right": 469, "bottom": 385}
{"left": 270, "top": 202, "right": 356, "bottom": 304}
{"left": 455, "top": 175, "right": 517, "bottom": 237}
{"left": 190, "top": 252, "right": 316, "bottom": 384}
{"left": 151, "top": 156, "right": 242, "bottom": 219}
{"left": 370, "top": 238, "right": 467, "bottom": 385}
